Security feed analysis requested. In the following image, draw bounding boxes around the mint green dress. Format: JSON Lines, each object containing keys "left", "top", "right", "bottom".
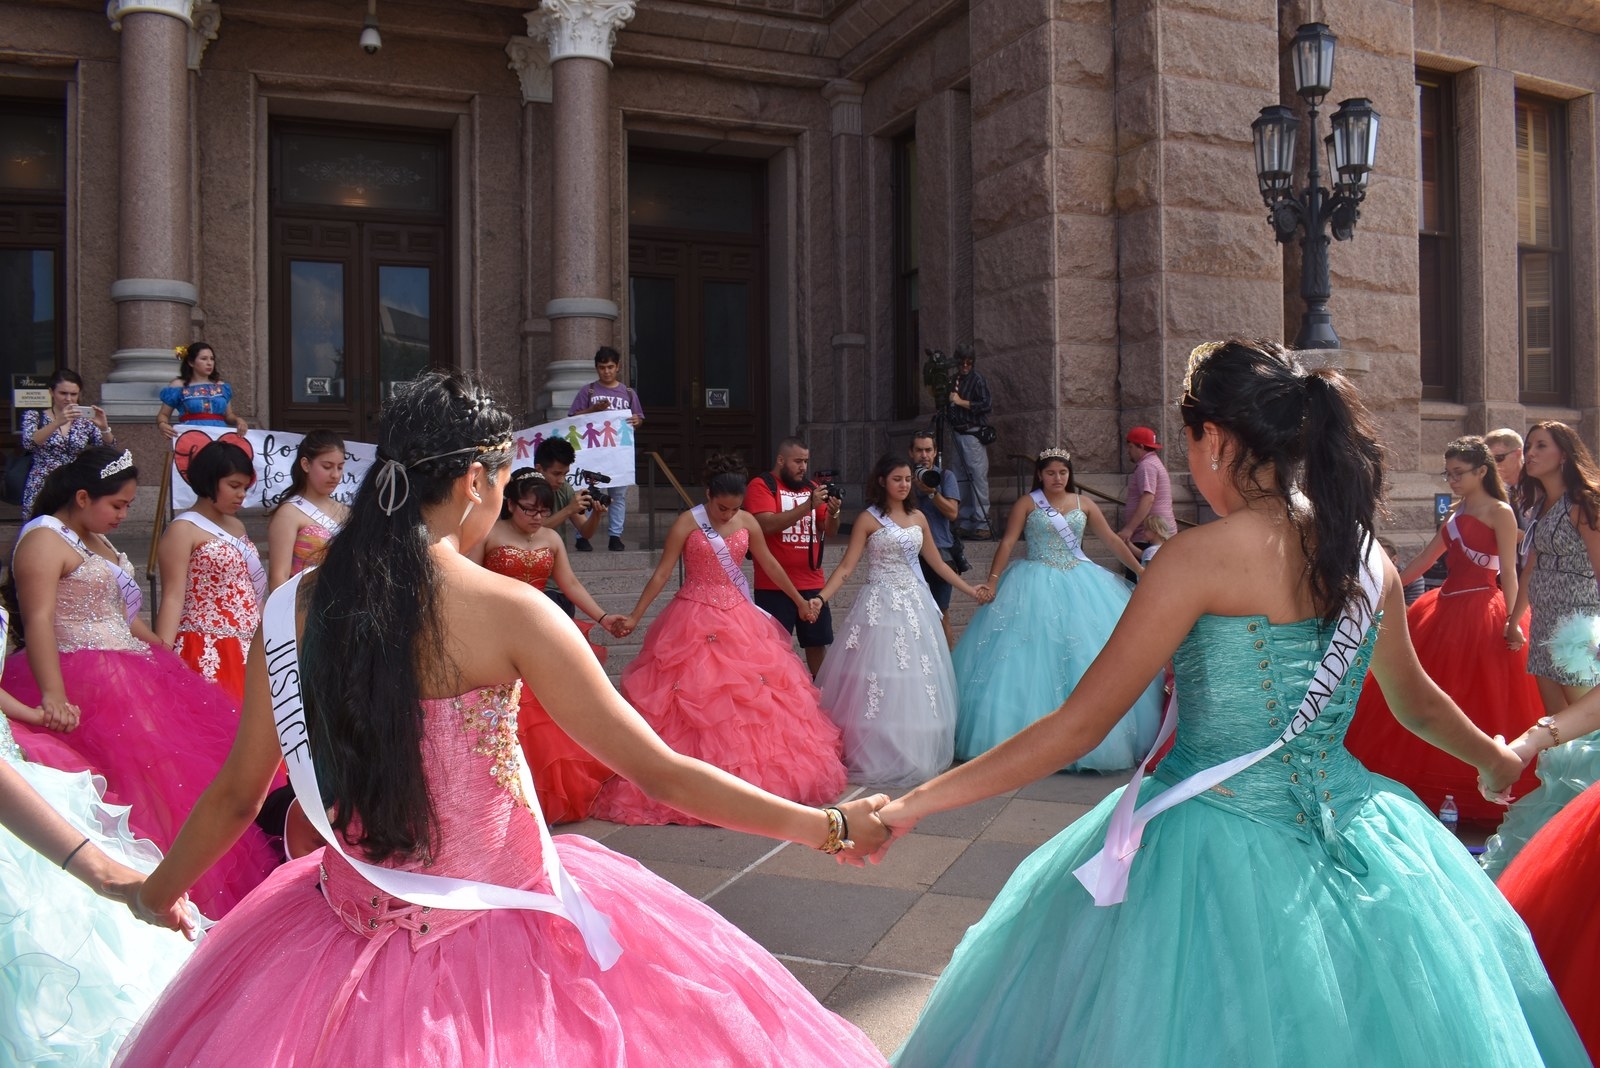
{"left": 894, "top": 615, "right": 1588, "bottom": 1067}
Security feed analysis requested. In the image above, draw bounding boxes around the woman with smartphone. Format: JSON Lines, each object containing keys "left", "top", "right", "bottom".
{"left": 19, "top": 369, "right": 115, "bottom": 521}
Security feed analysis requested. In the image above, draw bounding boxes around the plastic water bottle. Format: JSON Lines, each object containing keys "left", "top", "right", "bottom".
{"left": 1439, "top": 794, "right": 1459, "bottom": 836}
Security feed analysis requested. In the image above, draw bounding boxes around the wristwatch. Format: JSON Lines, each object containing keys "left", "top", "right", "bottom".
{"left": 1536, "top": 716, "right": 1562, "bottom": 748}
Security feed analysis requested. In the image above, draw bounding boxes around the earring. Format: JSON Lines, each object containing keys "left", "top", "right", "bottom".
{"left": 1209, "top": 457, "right": 1219, "bottom": 471}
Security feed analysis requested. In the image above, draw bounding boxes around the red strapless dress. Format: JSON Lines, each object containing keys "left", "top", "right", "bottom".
{"left": 174, "top": 537, "right": 261, "bottom": 701}
{"left": 483, "top": 544, "right": 613, "bottom": 823}
{"left": 1498, "top": 780, "right": 1600, "bottom": 1061}
{"left": 1345, "top": 514, "right": 1542, "bottom": 822}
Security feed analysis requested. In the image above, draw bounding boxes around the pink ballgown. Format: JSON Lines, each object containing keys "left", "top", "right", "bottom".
{"left": 114, "top": 682, "right": 886, "bottom": 1066}
{"left": 3, "top": 531, "right": 278, "bottom": 918}
{"left": 592, "top": 526, "right": 849, "bottom": 825}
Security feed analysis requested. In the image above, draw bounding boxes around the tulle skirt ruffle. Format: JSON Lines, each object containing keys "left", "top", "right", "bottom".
{"left": 892, "top": 776, "right": 1587, "bottom": 1067}
{"left": 1480, "top": 728, "right": 1600, "bottom": 878}
{"left": 592, "top": 595, "right": 847, "bottom": 825}
{"left": 517, "top": 622, "right": 613, "bottom": 825}
{"left": 114, "top": 839, "right": 886, "bottom": 1066}
{"left": 953, "top": 558, "right": 1163, "bottom": 770}
{"left": 4, "top": 647, "right": 280, "bottom": 918}
{"left": 0, "top": 759, "right": 197, "bottom": 1066}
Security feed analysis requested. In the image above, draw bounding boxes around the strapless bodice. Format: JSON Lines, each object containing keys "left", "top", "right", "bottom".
{"left": 1157, "top": 613, "right": 1381, "bottom": 866}
{"left": 179, "top": 538, "right": 261, "bottom": 641}
{"left": 292, "top": 525, "right": 334, "bottom": 575}
{"left": 1023, "top": 507, "right": 1085, "bottom": 570}
{"left": 54, "top": 554, "right": 146, "bottom": 655}
{"left": 678, "top": 527, "right": 751, "bottom": 609}
{"left": 1439, "top": 514, "right": 1501, "bottom": 593}
{"left": 864, "top": 523, "right": 924, "bottom": 590}
{"left": 320, "top": 682, "right": 549, "bottom": 944}
{"left": 484, "top": 544, "right": 555, "bottom": 591}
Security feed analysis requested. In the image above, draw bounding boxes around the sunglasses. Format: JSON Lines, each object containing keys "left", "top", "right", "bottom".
{"left": 1491, "top": 452, "right": 1514, "bottom": 464}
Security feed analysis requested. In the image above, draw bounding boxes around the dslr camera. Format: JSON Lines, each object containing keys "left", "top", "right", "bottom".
{"left": 816, "top": 469, "right": 845, "bottom": 507}
{"left": 914, "top": 465, "right": 943, "bottom": 491}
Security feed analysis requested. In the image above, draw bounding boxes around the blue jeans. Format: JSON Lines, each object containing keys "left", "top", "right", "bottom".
{"left": 605, "top": 487, "right": 626, "bottom": 538}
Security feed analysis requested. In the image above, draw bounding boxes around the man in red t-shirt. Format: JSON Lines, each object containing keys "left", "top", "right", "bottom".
{"left": 747, "top": 437, "right": 841, "bottom": 675}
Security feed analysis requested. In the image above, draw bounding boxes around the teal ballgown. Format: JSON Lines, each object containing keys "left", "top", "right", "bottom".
{"left": 1480, "top": 728, "right": 1600, "bottom": 878}
{"left": 952, "top": 506, "right": 1162, "bottom": 769}
{"left": 895, "top": 614, "right": 1588, "bottom": 1067}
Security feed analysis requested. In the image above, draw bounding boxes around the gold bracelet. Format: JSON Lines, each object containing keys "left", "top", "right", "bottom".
{"left": 817, "top": 806, "right": 852, "bottom": 854}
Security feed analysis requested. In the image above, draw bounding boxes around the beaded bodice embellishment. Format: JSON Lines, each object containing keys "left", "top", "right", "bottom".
{"left": 180, "top": 538, "right": 263, "bottom": 647}
{"left": 55, "top": 552, "right": 147, "bottom": 655}
{"left": 678, "top": 527, "right": 752, "bottom": 610}
{"left": 1024, "top": 507, "right": 1085, "bottom": 570}
{"left": 863, "top": 523, "right": 925, "bottom": 589}
{"left": 460, "top": 682, "right": 528, "bottom": 805}
{"left": 484, "top": 544, "right": 556, "bottom": 591}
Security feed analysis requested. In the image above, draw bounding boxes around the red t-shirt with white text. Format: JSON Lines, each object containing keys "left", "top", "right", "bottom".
{"left": 745, "top": 476, "right": 830, "bottom": 590}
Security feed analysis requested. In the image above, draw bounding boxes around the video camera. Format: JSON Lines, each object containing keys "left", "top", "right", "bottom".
{"left": 922, "top": 347, "right": 954, "bottom": 409}
{"left": 573, "top": 467, "right": 612, "bottom": 490}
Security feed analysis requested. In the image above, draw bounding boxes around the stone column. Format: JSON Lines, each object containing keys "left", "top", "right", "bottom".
{"left": 103, "top": 0, "right": 201, "bottom": 420}
{"left": 529, "top": 0, "right": 635, "bottom": 418}
{"left": 820, "top": 79, "right": 866, "bottom": 431}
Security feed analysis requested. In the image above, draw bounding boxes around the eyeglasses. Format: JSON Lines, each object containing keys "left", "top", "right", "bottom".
{"left": 510, "top": 502, "right": 549, "bottom": 517}
{"left": 1491, "top": 452, "right": 1513, "bottom": 464}
{"left": 1442, "top": 468, "right": 1478, "bottom": 483}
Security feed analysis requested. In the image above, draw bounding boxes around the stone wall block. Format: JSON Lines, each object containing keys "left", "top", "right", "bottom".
{"left": 1114, "top": 77, "right": 1161, "bottom": 153}
{"left": 969, "top": 22, "right": 1051, "bottom": 119}
{"left": 1053, "top": 83, "right": 1117, "bottom": 152}
{"left": 1054, "top": 0, "right": 1117, "bottom": 26}
{"left": 1055, "top": 212, "right": 1119, "bottom": 280}
{"left": 980, "top": 340, "right": 1059, "bottom": 412}
{"left": 1159, "top": 10, "right": 1278, "bottom": 93}
{"left": 1116, "top": 206, "right": 1163, "bottom": 279}
{"left": 1163, "top": 208, "right": 1281, "bottom": 279}
{"left": 1494, "top": 12, "right": 1599, "bottom": 90}
{"left": 975, "top": 279, "right": 1058, "bottom": 352}
{"left": 971, "top": 86, "right": 1052, "bottom": 179}
{"left": 1051, "top": 19, "right": 1114, "bottom": 91}
{"left": 968, "top": 0, "right": 1052, "bottom": 65}
{"left": 971, "top": 155, "right": 1052, "bottom": 236}
{"left": 1316, "top": 0, "right": 1421, "bottom": 61}
{"left": 1411, "top": 0, "right": 1495, "bottom": 62}
{"left": 1327, "top": 229, "right": 1420, "bottom": 296}
{"left": 1057, "top": 276, "right": 1119, "bottom": 345}
{"left": 1118, "top": 272, "right": 1162, "bottom": 344}
{"left": 1331, "top": 289, "right": 1423, "bottom": 356}
{"left": 972, "top": 215, "right": 1058, "bottom": 294}
{"left": 1160, "top": 76, "right": 1260, "bottom": 149}
{"left": 1163, "top": 274, "right": 1283, "bottom": 337}
{"left": 1157, "top": 141, "right": 1264, "bottom": 216}
{"left": 1113, "top": 10, "right": 1157, "bottom": 82}
{"left": 1164, "top": 0, "right": 1276, "bottom": 25}
{"left": 1115, "top": 338, "right": 1165, "bottom": 409}
{"left": 1316, "top": 49, "right": 1417, "bottom": 129}
{"left": 1054, "top": 147, "right": 1116, "bottom": 215}
{"left": 1057, "top": 341, "right": 1120, "bottom": 402}
{"left": 932, "top": 15, "right": 973, "bottom": 88}
{"left": 1112, "top": 139, "right": 1161, "bottom": 213}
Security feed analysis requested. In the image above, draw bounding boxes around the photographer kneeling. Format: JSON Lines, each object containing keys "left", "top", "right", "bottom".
{"left": 910, "top": 431, "right": 964, "bottom": 648}
{"left": 532, "top": 436, "right": 603, "bottom": 614}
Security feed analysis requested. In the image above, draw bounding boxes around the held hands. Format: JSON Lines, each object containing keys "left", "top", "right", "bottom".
{"left": 859, "top": 795, "right": 918, "bottom": 865}
{"left": 39, "top": 695, "right": 80, "bottom": 732}
{"left": 1476, "top": 734, "right": 1526, "bottom": 806}
{"left": 610, "top": 614, "right": 640, "bottom": 639}
{"left": 128, "top": 882, "right": 199, "bottom": 939}
{"left": 970, "top": 583, "right": 995, "bottom": 605}
{"left": 798, "top": 597, "right": 823, "bottom": 623}
{"left": 832, "top": 794, "right": 892, "bottom": 866}
{"left": 1503, "top": 620, "right": 1525, "bottom": 651}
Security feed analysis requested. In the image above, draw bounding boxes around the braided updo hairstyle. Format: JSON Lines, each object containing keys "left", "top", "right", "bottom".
{"left": 303, "top": 370, "right": 514, "bottom": 862}
{"left": 1180, "top": 338, "right": 1384, "bottom": 623}
{"left": 703, "top": 453, "right": 749, "bottom": 500}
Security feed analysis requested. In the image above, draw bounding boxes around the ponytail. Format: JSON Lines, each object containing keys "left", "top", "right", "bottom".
{"left": 1298, "top": 370, "right": 1383, "bottom": 621}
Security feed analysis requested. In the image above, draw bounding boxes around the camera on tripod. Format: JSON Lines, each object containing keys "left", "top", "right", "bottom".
{"left": 922, "top": 347, "right": 954, "bottom": 409}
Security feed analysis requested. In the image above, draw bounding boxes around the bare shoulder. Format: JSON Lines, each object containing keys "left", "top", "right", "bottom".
{"left": 14, "top": 526, "right": 73, "bottom": 570}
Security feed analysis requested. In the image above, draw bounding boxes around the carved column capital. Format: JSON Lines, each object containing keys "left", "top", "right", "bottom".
{"left": 530, "top": 0, "right": 636, "bottom": 67}
{"left": 821, "top": 79, "right": 864, "bottom": 137}
{"left": 107, "top": 0, "right": 196, "bottom": 30}
{"left": 188, "top": 2, "right": 221, "bottom": 69}
{"left": 506, "top": 35, "right": 553, "bottom": 103}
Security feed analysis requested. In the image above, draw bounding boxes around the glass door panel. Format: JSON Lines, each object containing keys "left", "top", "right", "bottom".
{"left": 377, "top": 264, "right": 431, "bottom": 401}
{"left": 0, "top": 248, "right": 58, "bottom": 382}
{"left": 701, "top": 280, "right": 750, "bottom": 410}
{"left": 288, "top": 260, "right": 347, "bottom": 404}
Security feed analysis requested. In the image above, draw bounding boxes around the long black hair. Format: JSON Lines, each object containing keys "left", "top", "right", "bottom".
{"left": 1180, "top": 338, "right": 1383, "bottom": 623}
{"left": 301, "top": 370, "right": 514, "bottom": 863}
{"left": 1030, "top": 449, "right": 1077, "bottom": 493}
{"left": 865, "top": 455, "right": 912, "bottom": 513}
{"left": 500, "top": 468, "right": 554, "bottom": 519}
{"left": 273, "top": 429, "right": 346, "bottom": 509}
{"left": 1443, "top": 436, "right": 1507, "bottom": 504}
{"left": 177, "top": 342, "right": 221, "bottom": 384}
{"left": 32, "top": 445, "right": 139, "bottom": 518}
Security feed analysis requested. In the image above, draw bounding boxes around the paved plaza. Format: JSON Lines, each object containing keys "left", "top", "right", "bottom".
{"left": 568, "top": 771, "right": 1125, "bottom": 1055}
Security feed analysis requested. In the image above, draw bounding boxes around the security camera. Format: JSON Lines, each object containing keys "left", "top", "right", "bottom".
{"left": 360, "top": 15, "right": 381, "bottom": 54}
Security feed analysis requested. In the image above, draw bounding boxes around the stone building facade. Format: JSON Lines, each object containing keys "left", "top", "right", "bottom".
{"left": 1, "top": 0, "right": 1596, "bottom": 530}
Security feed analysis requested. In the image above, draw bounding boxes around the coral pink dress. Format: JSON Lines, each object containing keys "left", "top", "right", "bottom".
{"left": 1345, "top": 514, "right": 1543, "bottom": 822}
{"left": 3, "top": 529, "right": 278, "bottom": 919}
{"left": 592, "top": 527, "right": 848, "bottom": 825}
{"left": 113, "top": 683, "right": 886, "bottom": 1066}
{"left": 483, "top": 543, "right": 614, "bottom": 823}
{"left": 174, "top": 536, "right": 263, "bottom": 701}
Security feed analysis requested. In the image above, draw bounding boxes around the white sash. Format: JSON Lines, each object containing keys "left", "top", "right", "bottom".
{"left": 21, "top": 516, "right": 142, "bottom": 623}
{"left": 263, "top": 571, "right": 622, "bottom": 969}
{"left": 1445, "top": 514, "right": 1498, "bottom": 572}
{"left": 174, "top": 511, "right": 268, "bottom": 606}
{"left": 287, "top": 495, "right": 344, "bottom": 536}
{"left": 1029, "top": 490, "right": 1092, "bottom": 563}
{"left": 690, "top": 505, "right": 754, "bottom": 604}
{"left": 1073, "top": 536, "right": 1386, "bottom": 907}
{"left": 867, "top": 506, "right": 943, "bottom": 619}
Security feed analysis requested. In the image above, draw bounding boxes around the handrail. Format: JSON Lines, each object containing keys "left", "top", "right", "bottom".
{"left": 646, "top": 450, "right": 696, "bottom": 552}
{"left": 1007, "top": 452, "right": 1196, "bottom": 528}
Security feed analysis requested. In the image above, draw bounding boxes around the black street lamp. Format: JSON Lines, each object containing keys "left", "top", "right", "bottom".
{"left": 1251, "top": 23, "right": 1381, "bottom": 350}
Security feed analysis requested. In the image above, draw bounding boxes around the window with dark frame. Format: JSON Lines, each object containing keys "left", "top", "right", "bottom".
{"left": 1416, "top": 73, "right": 1458, "bottom": 401}
{"left": 0, "top": 99, "right": 66, "bottom": 436}
{"left": 892, "top": 130, "right": 920, "bottom": 421}
{"left": 1515, "top": 93, "right": 1568, "bottom": 404}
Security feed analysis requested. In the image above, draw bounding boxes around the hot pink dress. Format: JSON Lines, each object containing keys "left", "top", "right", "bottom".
{"left": 2, "top": 533, "right": 279, "bottom": 919}
{"left": 113, "top": 683, "right": 886, "bottom": 1066}
{"left": 591, "top": 527, "right": 848, "bottom": 825}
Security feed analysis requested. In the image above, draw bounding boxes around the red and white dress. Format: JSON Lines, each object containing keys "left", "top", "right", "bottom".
{"left": 175, "top": 532, "right": 264, "bottom": 701}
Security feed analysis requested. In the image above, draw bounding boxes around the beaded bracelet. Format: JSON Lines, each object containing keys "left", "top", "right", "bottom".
{"left": 818, "top": 806, "right": 853, "bottom": 854}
